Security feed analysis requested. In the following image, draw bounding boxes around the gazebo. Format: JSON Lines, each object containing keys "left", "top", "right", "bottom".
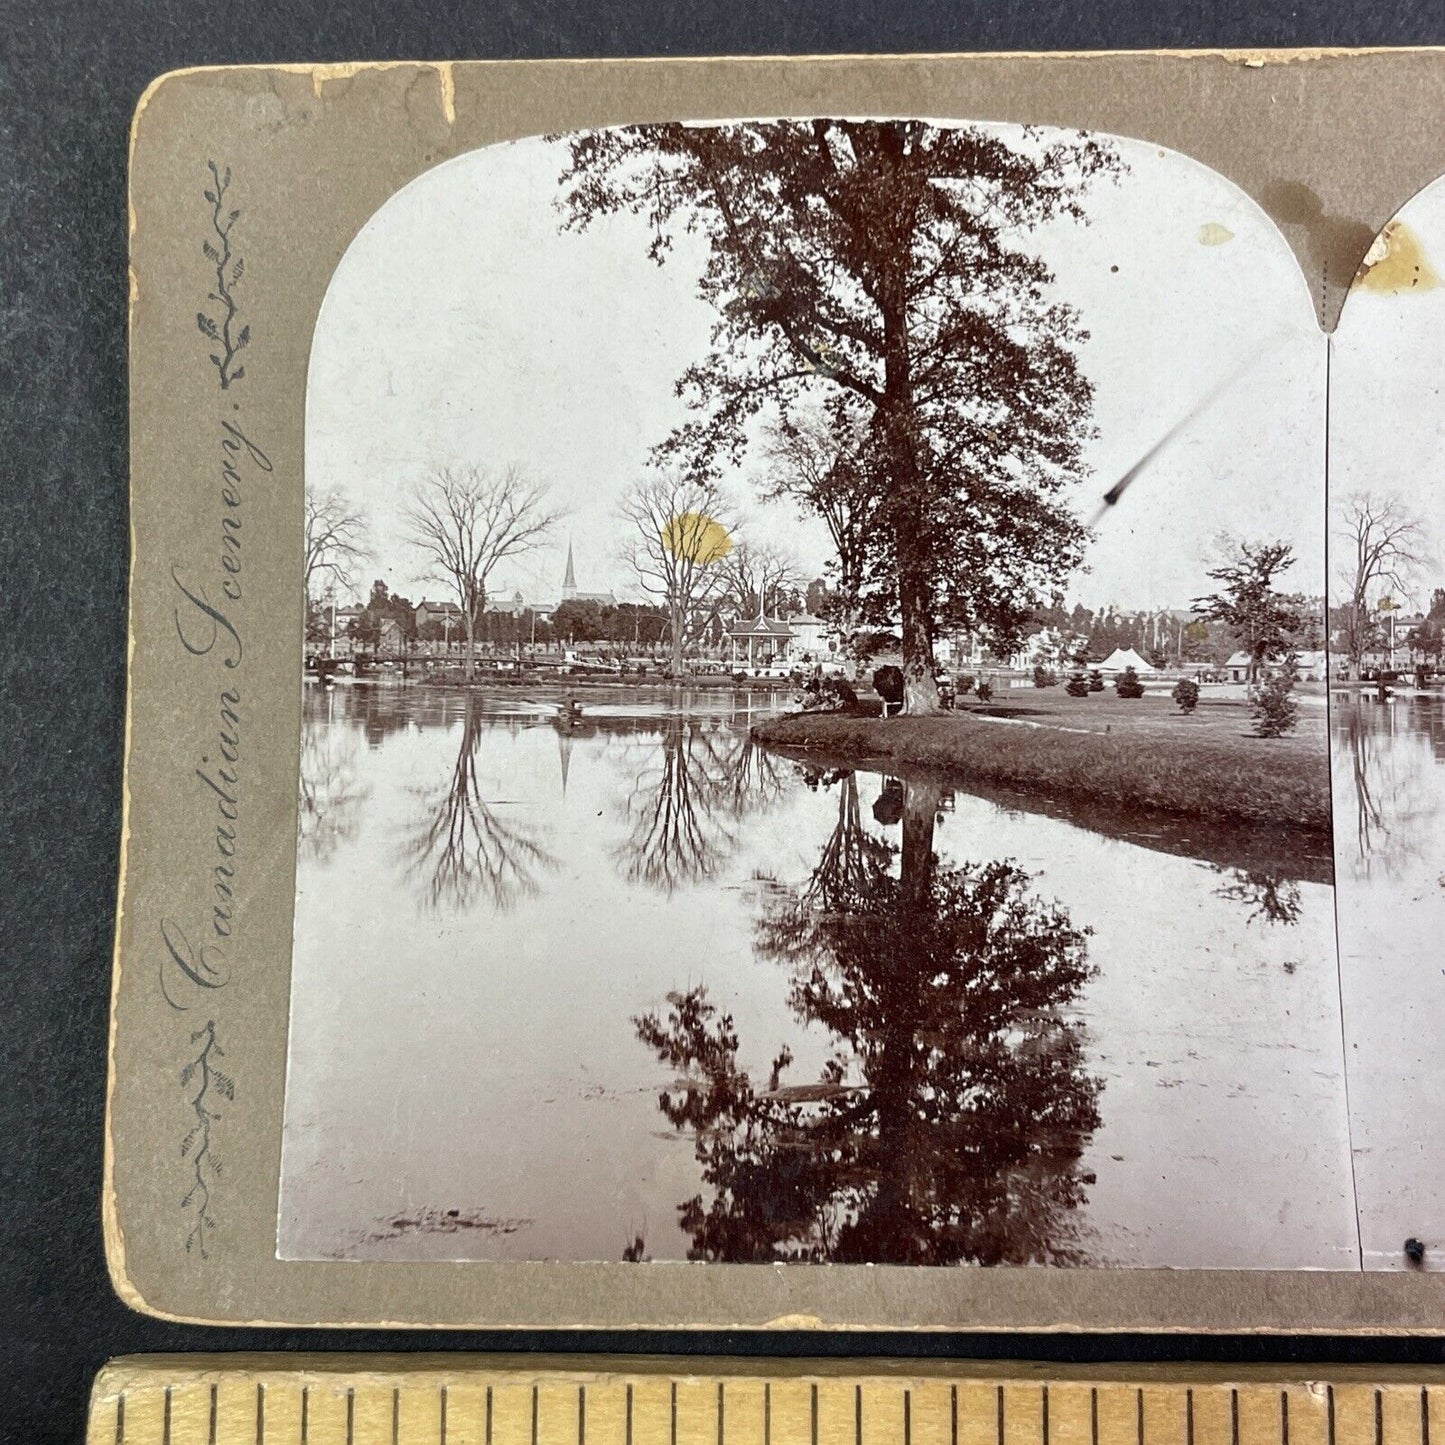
{"left": 726, "top": 611, "right": 794, "bottom": 669}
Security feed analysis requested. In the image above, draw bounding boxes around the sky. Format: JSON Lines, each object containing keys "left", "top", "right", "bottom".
{"left": 1330, "top": 176, "right": 1445, "bottom": 612}
{"left": 306, "top": 123, "right": 1330, "bottom": 613}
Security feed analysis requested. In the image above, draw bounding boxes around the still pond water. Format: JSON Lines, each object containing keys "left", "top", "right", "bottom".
{"left": 278, "top": 683, "right": 1401, "bottom": 1269}
{"left": 1331, "top": 692, "right": 1445, "bottom": 1271}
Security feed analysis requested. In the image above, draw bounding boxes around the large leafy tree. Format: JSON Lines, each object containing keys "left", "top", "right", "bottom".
{"left": 560, "top": 121, "right": 1122, "bottom": 710}
{"left": 1191, "top": 538, "right": 1303, "bottom": 684}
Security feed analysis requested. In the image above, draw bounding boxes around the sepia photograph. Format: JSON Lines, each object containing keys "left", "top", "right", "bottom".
{"left": 1328, "top": 174, "right": 1445, "bottom": 1272}
{"left": 276, "top": 118, "right": 1374, "bottom": 1270}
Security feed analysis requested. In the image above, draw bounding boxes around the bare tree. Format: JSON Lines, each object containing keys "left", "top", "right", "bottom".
{"left": 1334, "top": 491, "right": 1432, "bottom": 679}
{"left": 718, "top": 537, "right": 802, "bottom": 620}
{"left": 618, "top": 472, "right": 734, "bottom": 674}
{"left": 402, "top": 465, "right": 561, "bottom": 680}
{"left": 304, "top": 487, "right": 371, "bottom": 600}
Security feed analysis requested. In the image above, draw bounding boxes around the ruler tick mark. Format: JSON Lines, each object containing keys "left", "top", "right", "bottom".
{"left": 347, "top": 1387, "right": 355, "bottom": 1445}
{"left": 952, "top": 1386, "right": 959, "bottom": 1445}
{"left": 1232, "top": 1391, "right": 1240, "bottom": 1445}
{"left": 672, "top": 1382, "right": 678, "bottom": 1445}
{"left": 1423, "top": 1388, "right": 1431, "bottom": 1445}
{"left": 765, "top": 1383, "right": 772, "bottom": 1445}
{"left": 1138, "top": 1389, "right": 1145, "bottom": 1445}
{"left": 259, "top": 1382, "right": 267, "bottom": 1445}
{"left": 579, "top": 1385, "right": 586, "bottom": 1445}
{"left": 164, "top": 1385, "right": 172, "bottom": 1445}
{"left": 906, "top": 1390, "right": 913, "bottom": 1445}
{"left": 1187, "top": 1391, "right": 1195, "bottom": 1445}
{"left": 488, "top": 1386, "right": 495, "bottom": 1445}
{"left": 855, "top": 1384, "right": 862, "bottom": 1445}
{"left": 394, "top": 1385, "right": 401, "bottom": 1445}
{"left": 301, "top": 1386, "right": 309, "bottom": 1445}
{"left": 1043, "top": 1385, "right": 1051, "bottom": 1445}
{"left": 1281, "top": 1390, "right": 1289, "bottom": 1445}
{"left": 625, "top": 1385, "right": 632, "bottom": 1445}
{"left": 534, "top": 1384, "right": 541, "bottom": 1445}
{"left": 812, "top": 1384, "right": 819, "bottom": 1445}
{"left": 718, "top": 1382, "right": 725, "bottom": 1445}
{"left": 210, "top": 1383, "right": 218, "bottom": 1445}
{"left": 442, "top": 1385, "right": 449, "bottom": 1445}
{"left": 1375, "top": 1390, "right": 1384, "bottom": 1445}
{"left": 1328, "top": 1386, "right": 1337, "bottom": 1445}
{"left": 997, "top": 1385, "right": 1005, "bottom": 1445}
{"left": 1092, "top": 1389, "right": 1100, "bottom": 1445}
{"left": 115, "top": 1393, "right": 125, "bottom": 1445}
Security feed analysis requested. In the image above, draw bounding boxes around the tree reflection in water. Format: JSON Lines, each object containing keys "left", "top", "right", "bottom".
{"left": 1335, "top": 698, "right": 1429, "bottom": 880}
{"left": 635, "top": 770, "right": 1103, "bottom": 1265}
{"left": 297, "top": 709, "right": 368, "bottom": 862}
{"left": 614, "top": 721, "right": 788, "bottom": 893}
{"left": 1209, "top": 868, "right": 1302, "bottom": 927}
{"left": 399, "top": 695, "right": 557, "bottom": 913}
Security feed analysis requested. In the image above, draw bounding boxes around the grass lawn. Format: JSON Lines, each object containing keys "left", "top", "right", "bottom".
{"left": 753, "top": 684, "right": 1330, "bottom": 835}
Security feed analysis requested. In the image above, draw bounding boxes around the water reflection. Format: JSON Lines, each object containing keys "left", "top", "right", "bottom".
{"left": 1209, "top": 868, "right": 1303, "bottom": 928}
{"left": 298, "top": 700, "right": 368, "bottom": 862}
{"left": 613, "top": 721, "right": 790, "bottom": 893}
{"left": 284, "top": 683, "right": 1349, "bottom": 1268}
{"left": 1330, "top": 692, "right": 1445, "bottom": 1270}
{"left": 399, "top": 694, "right": 558, "bottom": 913}
{"left": 1334, "top": 695, "right": 1431, "bottom": 878}
{"left": 634, "top": 770, "right": 1103, "bottom": 1265}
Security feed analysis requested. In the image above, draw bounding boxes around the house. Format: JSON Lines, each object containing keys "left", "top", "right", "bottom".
{"left": 1222, "top": 651, "right": 1253, "bottom": 683}
{"left": 1222, "top": 649, "right": 1327, "bottom": 683}
{"left": 786, "top": 611, "right": 830, "bottom": 659}
{"left": 414, "top": 600, "right": 464, "bottom": 635}
{"left": 484, "top": 589, "right": 535, "bottom": 618}
{"left": 726, "top": 611, "right": 793, "bottom": 669}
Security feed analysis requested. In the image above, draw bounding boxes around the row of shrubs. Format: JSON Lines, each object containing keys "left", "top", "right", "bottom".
{"left": 1035, "top": 662, "right": 1296, "bottom": 735}
{"left": 1034, "top": 664, "right": 1142, "bottom": 698}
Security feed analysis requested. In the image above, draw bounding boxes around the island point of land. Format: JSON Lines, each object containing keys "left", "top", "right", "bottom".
{"left": 751, "top": 685, "right": 1330, "bottom": 837}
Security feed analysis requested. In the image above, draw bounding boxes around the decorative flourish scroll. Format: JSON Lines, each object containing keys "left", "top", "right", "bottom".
{"left": 197, "top": 161, "right": 249, "bottom": 389}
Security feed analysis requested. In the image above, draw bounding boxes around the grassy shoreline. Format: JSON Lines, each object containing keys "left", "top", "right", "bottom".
{"left": 751, "top": 701, "right": 1331, "bottom": 837}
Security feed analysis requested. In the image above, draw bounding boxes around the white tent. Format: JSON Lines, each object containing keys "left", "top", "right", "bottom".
{"left": 1097, "top": 646, "right": 1155, "bottom": 675}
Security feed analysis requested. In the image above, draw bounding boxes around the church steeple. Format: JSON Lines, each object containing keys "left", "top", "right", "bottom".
{"left": 562, "top": 539, "right": 577, "bottom": 600}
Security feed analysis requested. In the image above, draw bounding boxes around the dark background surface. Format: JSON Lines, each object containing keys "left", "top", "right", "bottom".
{"left": 4, "top": 3, "right": 1445, "bottom": 1441}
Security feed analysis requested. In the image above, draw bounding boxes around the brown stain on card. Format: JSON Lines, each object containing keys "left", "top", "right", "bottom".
{"left": 1354, "top": 219, "right": 1441, "bottom": 294}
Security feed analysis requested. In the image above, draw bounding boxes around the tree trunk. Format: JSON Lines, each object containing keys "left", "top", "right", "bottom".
{"left": 462, "top": 602, "right": 476, "bottom": 682}
{"left": 669, "top": 601, "right": 684, "bottom": 677}
{"left": 900, "top": 776, "right": 941, "bottom": 904}
{"left": 898, "top": 543, "right": 941, "bottom": 714}
{"left": 874, "top": 200, "right": 941, "bottom": 718}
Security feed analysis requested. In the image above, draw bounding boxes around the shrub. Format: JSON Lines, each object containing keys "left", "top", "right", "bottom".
{"left": 1088, "top": 669, "right": 1104, "bottom": 692}
{"left": 1032, "top": 664, "right": 1057, "bottom": 688}
{"left": 1252, "top": 674, "right": 1298, "bottom": 737}
{"left": 1172, "top": 677, "right": 1200, "bottom": 714}
{"left": 975, "top": 679, "right": 994, "bottom": 702}
{"left": 1115, "top": 666, "right": 1144, "bottom": 699}
{"left": 957, "top": 672, "right": 975, "bottom": 697}
{"left": 1064, "top": 671, "right": 1090, "bottom": 698}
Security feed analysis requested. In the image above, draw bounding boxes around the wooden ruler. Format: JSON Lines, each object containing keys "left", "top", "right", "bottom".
{"left": 88, "top": 1358, "right": 1444, "bottom": 1445}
